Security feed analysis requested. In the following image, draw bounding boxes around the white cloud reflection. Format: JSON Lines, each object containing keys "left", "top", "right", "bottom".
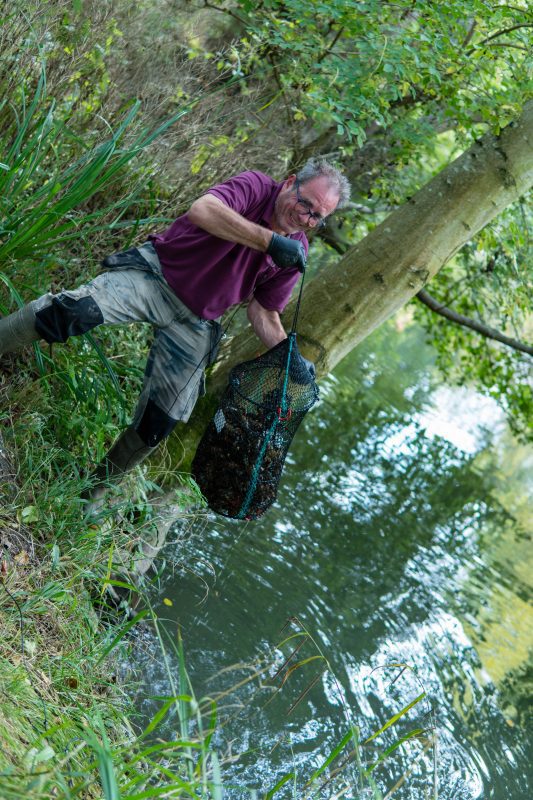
{"left": 414, "top": 386, "right": 504, "bottom": 453}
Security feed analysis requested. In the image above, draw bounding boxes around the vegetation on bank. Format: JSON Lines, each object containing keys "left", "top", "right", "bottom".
{"left": 1, "top": 0, "right": 530, "bottom": 796}
{"left": 0, "top": 425, "right": 433, "bottom": 798}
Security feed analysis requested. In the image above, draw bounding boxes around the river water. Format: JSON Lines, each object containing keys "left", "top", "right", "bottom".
{"left": 133, "top": 321, "right": 532, "bottom": 799}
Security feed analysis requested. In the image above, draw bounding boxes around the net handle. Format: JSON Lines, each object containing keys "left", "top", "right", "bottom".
{"left": 289, "top": 266, "right": 307, "bottom": 335}
{"left": 239, "top": 268, "right": 309, "bottom": 519}
{"left": 280, "top": 267, "right": 307, "bottom": 413}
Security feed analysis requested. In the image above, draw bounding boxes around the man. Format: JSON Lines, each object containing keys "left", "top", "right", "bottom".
{"left": 0, "top": 158, "right": 349, "bottom": 505}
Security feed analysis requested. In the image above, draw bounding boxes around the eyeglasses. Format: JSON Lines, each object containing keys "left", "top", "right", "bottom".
{"left": 293, "top": 180, "right": 327, "bottom": 229}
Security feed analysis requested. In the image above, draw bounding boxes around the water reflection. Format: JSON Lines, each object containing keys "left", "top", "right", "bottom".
{"left": 133, "top": 322, "right": 532, "bottom": 799}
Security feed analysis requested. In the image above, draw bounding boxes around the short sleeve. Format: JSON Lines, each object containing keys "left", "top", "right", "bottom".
{"left": 253, "top": 268, "right": 301, "bottom": 312}
{"left": 206, "top": 171, "right": 273, "bottom": 215}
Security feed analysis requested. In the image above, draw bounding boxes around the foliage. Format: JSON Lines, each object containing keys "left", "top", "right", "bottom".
{"left": 415, "top": 194, "right": 532, "bottom": 440}
{"left": 206, "top": 0, "right": 531, "bottom": 153}
{"left": 185, "top": 0, "right": 533, "bottom": 432}
{"left": 0, "top": 64, "right": 198, "bottom": 274}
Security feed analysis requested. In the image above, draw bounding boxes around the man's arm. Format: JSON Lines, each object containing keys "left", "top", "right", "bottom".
{"left": 188, "top": 194, "right": 307, "bottom": 271}
{"left": 247, "top": 299, "right": 316, "bottom": 380}
{"left": 247, "top": 298, "right": 287, "bottom": 349}
{"left": 188, "top": 194, "right": 272, "bottom": 251}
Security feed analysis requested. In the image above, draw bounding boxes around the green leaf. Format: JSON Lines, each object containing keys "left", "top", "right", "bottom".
{"left": 138, "top": 695, "right": 193, "bottom": 740}
{"left": 23, "top": 745, "right": 55, "bottom": 768}
{"left": 306, "top": 726, "right": 358, "bottom": 784}
{"left": 365, "top": 728, "right": 427, "bottom": 773}
{"left": 96, "top": 610, "right": 150, "bottom": 663}
{"left": 364, "top": 692, "right": 426, "bottom": 743}
{"left": 19, "top": 505, "right": 39, "bottom": 523}
{"left": 51, "top": 544, "right": 60, "bottom": 569}
{"left": 211, "top": 751, "right": 223, "bottom": 800}
{"left": 265, "top": 772, "right": 295, "bottom": 799}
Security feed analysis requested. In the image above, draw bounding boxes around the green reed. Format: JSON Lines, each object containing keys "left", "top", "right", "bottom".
{"left": 0, "top": 64, "right": 188, "bottom": 265}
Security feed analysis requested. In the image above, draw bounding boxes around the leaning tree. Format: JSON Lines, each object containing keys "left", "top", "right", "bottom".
{"left": 164, "top": 101, "right": 533, "bottom": 472}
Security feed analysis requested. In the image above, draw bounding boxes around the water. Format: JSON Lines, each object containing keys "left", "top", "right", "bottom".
{"left": 132, "top": 321, "right": 532, "bottom": 798}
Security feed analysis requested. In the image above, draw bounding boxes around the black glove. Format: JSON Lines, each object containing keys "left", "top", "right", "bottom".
{"left": 302, "top": 356, "right": 316, "bottom": 380}
{"left": 267, "top": 233, "right": 307, "bottom": 272}
{"left": 289, "top": 353, "right": 316, "bottom": 385}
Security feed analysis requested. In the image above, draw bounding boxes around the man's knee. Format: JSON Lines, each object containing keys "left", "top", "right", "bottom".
{"left": 135, "top": 399, "right": 178, "bottom": 447}
{"left": 34, "top": 293, "right": 104, "bottom": 343}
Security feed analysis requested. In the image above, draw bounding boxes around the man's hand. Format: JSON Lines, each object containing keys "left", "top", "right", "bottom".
{"left": 267, "top": 233, "right": 307, "bottom": 272}
{"left": 289, "top": 353, "right": 316, "bottom": 385}
{"left": 301, "top": 356, "right": 316, "bottom": 380}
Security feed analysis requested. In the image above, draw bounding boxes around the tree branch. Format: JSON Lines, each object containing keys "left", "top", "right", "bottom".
{"left": 202, "top": 0, "right": 248, "bottom": 26}
{"left": 460, "top": 19, "right": 477, "bottom": 49}
{"left": 267, "top": 53, "right": 299, "bottom": 152}
{"left": 467, "top": 23, "right": 533, "bottom": 53}
{"left": 317, "top": 25, "right": 345, "bottom": 63}
{"left": 498, "top": 5, "right": 533, "bottom": 11}
{"left": 318, "top": 224, "right": 350, "bottom": 255}
{"left": 416, "top": 289, "right": 533, "bottom": 356}
{"left": 484, "top": 42, "right": 529, "bottom": 51}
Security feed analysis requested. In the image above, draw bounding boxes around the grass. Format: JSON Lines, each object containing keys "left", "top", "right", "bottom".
{"left": 0, "top": 387, "right": 226, "bottom": 799}
{"left": 0, "top": 57, "right": 209, "bottom": 791}
{"left": 0, "top": 62, "right": 190, "bottom": 271}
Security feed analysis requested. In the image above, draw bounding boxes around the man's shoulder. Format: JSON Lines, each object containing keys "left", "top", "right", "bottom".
{"left": 207, "top": 170, "right": 277, "bottom": 195}
{"left": 206, "top": 170, "right": 279, "bottom": 213}
{"left": 232, "top": 170, "right": 277, "bottom": 190}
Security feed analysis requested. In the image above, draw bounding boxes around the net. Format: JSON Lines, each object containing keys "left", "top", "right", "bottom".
{"left": 192, "top": 333, "right": 318, "bottom": 519}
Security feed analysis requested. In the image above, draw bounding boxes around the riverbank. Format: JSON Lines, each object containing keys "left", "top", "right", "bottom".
{"left": 0, "top": 363, "right": 222, "bottom": 799}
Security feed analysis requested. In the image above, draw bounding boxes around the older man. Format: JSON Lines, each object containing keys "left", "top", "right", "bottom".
{"left": 0, "top": 158, "right": 350, "bottom": 502}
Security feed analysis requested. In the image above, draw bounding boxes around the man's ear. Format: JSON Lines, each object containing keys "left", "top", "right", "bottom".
{"left": 283, "top": 174, "right": 297, "bottom": 190}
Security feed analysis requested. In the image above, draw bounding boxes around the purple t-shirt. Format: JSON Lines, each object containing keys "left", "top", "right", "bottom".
{"left": 149, "top": 171, "right": 307, "bottom": 320}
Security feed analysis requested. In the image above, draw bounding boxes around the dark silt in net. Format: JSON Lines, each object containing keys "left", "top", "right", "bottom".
{"left": 192, "top": 335, "right": 318, "bottom": 520}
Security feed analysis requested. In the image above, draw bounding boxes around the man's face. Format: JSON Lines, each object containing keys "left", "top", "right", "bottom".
{"left": 272, "top": 174, "right": 340, "bottom": 235}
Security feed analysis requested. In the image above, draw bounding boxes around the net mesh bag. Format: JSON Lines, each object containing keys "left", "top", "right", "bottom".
{"left": 192, "top": 333, "right": 318, "bottom": 520}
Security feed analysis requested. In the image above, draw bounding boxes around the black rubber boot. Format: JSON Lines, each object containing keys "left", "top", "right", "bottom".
{"left": 0, "top": 303, "right": 40, "bottom": 356}
{"left": 84, "top": 426, "right": 156, "bottom": 517}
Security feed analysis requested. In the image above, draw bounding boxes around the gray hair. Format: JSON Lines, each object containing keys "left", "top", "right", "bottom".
{"left": 296, "top": 158, "right": 351, "bottom": 209}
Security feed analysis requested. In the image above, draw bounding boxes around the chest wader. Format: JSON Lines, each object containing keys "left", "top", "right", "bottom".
{"left": 192, "top": 270, "right": 318, "bottom": 520}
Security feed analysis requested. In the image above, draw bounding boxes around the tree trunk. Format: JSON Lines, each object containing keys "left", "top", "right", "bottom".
{"left": 163, "top": 101, "right": 533, "bottom": 471}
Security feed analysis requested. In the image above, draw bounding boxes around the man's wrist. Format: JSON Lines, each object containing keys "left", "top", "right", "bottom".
{"left": 263, "top": 229, "right": 276, "bottom": 252}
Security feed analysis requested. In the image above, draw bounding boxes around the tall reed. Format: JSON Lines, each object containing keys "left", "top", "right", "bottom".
{"left": 0, "top": 65, "right": 190, "bottom": 268}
